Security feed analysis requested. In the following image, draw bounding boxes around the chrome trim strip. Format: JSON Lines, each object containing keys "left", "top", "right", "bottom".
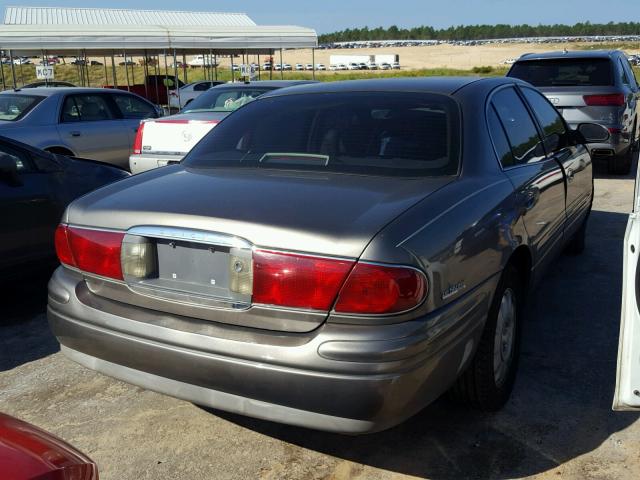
{"left": 127, "top": 225, "right": 252, "bottom": 249}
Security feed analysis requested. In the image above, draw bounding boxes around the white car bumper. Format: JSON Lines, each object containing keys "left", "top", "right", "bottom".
{"left": 129, "top": 153, "right": 184, "bottom": 174}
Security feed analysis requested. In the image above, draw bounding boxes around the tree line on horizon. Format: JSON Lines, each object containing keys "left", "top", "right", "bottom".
{"left": 318, "top": 22, "right": 640, "bottom": 43}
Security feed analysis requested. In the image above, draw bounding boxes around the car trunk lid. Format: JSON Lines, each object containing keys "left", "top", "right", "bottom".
{"left": 65, "top": 167, "right": 453, "bottom": 332}
{"left": 139, "top": 112, "right": 227, "bottom": 155}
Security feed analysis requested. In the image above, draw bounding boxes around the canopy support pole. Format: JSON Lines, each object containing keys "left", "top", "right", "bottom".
{"left": 230, "top": 53, "right": 235, "bottom": 82}
{"left": 9, "top": 50, "right": 16, "bottom": 89}
{"left": 214, "top": 53, "right": 218, "bottom": 80}
{"left": 182, "top": 53, "right": 187, "bottom": 84}
{"left": 257, "top": 53, "right": 261, "bottom": 80}
{"left": 103, "top": 56, "right": 108, "bottom": 87}
{"left": 312, "top": 48, "right": 316, "bottom": 80}
{"left": 173, "top": 49, "right": 180, "bottom": 108}
{"left": 143, "top": 50, "right": 149, "bottom": 99}
{"left": 163, "top": 50, "right": 170, "bottom": 111}
{"left": 83, "top": 49, "right": 90, "bottom": 87}
{"left": 153, "top": 55, "right": 160, "bottom": 105}
{"left": 0, "top": 50, "right": 6, "bottom": 90}
{"left": 41, "top": 50, "right": 48, "bottom": 87}
{"left": 269, "top": 50, "right": 273, "bottom": 80}
{"left": 123, "top": 49, "right": 130, "bottom": 91}
{"left": 280, "top": 48, "right": 284, "bottom": 79}
{"left": 77, "top": 50, "right": 83, "bottom": 86}
{"left": 110, "top": 52, "right": 117, "bottom": 88}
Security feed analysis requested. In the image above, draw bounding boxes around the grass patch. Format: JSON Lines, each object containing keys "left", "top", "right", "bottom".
{"left": 0, "top": 64, "right": 509, "bottom": 90}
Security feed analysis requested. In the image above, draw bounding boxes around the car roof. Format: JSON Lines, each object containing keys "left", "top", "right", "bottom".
{"left": 212, "top": 80, "right": 318, "bottom": 89}
{"left": 258, "top": 77, "right": 509, "bottom": 97}
{"left": 0, "top": 87, "right": 134, "bottom": 97}
{"left": 517, "top": 50, "right": 620, "bottom": 61}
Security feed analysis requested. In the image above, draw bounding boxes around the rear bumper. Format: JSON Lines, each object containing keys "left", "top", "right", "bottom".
{"left": 47, "top": 266, "right": 496, "bottom": 433}
{"left": 129, "top": 153, "right": 184, "bottom": 174}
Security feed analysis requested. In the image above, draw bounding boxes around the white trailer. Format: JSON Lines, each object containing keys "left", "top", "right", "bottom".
{"left": 329, "top": 54, "right": 400, "bottom": 66}
{"left": 329, "top": 55, "right": 373, "bottom": 65}
{"left": 374, "top": 54, "right": 399, "bottom": 64}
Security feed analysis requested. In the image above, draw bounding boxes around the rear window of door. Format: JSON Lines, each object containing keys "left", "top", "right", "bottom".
{"left": 521, "top": 87, "right": 567, "bottom": 153}
{"left": 61, "top": 94, "right": 115, "bottom": 122}
{"left": 112, "top": 94, "right": 157, "bottom": 119}
{"left": 508, "top": 58, "right": 613, "bottom": 87}
{"left": 491, "top": 87, "right": 545, "bottom": 165}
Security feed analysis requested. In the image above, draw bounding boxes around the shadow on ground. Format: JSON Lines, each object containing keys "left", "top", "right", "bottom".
{"left": 0, "top": 268, "right": 59, "bottom": 371}
{"left": 206, "top": 208, "right": 638, "bottom": 479}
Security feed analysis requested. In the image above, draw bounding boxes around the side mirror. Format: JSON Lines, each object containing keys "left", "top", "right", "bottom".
{"left": 577, "top": 123, "right": 611, "bottom": 143}
{"left": 0, "top": 153, "right": 21, "bottom": 186}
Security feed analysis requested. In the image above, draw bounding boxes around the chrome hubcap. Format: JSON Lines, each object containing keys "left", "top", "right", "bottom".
{"left": 493, "top": 288, "right": 516, "bottom": 387}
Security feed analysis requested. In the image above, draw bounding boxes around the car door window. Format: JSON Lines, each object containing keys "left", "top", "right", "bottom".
{"left": 521, "top": 87, "right": 567, "bottom": 153}
{"left": 487, "top": 105, "right": 515, "bottom": 168}
{"left": 193, "top": 82, "right": 211, "bottom": 91}
{"left": 61, "top": 95, "right": 115, "bottom": 122}
{"left": 619, "top": 59, "right": 631, "bottom": 86}
{"left": 620, "top": 58, "right": 638, "bottom": 89}
{"left": 491, "top": 87, "right": 545, "bottom": 165}
{"left": 112, "top": 94, "right": 157, "bottom": 119}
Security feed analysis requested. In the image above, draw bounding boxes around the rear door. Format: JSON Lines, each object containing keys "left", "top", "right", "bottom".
{"left": 490, "top": 86, "right": 567, "bottom": 270}
{"left": 520, "top": 86, "right": 593, "bottom": 237}
{"left": 0, "top": 141, "right": 59, "bottom": 270}
{"left": 111, "top": 93, "right": 159, "bottom": 148}
{"left": 614, "top": 164, "right": 640, "bottom": 410}
{"left": 56, "top": 93, "right": 131, "bottom": 167}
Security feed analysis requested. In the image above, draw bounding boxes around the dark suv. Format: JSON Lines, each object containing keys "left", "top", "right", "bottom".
{"left": 507, "top": 50, "right": 639, "bottom": 174}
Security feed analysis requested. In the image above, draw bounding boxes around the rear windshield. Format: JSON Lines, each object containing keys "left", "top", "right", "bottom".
{"left": 184, "top": 91, "right": 460, "bottom": 177}
{"left": 181, "top": 87, "right": 274, "bottom": 113}
{"left": 0, "top": 94, "right": 43, "bottom": 121}
{"left": 509, "top": 58, "right": 613, "bottom": 87}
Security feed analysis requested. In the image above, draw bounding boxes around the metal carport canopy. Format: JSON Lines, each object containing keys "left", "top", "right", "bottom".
{"left": 0, "top": 24, "right": 318, "bottom": 55}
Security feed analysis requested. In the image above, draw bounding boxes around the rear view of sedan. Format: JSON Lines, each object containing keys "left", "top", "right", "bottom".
{"left": 49, "top": 78, "right": 601, "bottom": 433}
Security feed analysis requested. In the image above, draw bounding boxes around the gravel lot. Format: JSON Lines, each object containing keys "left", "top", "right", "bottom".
{"left": 1, "top": 158, "right": 639, "bottom": 480}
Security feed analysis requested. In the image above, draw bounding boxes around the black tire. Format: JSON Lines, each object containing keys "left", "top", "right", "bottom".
{"left": 448, "top": 265, "right": 523, "bottom": 411}
{"left": 565, "top": 211, "right": 589, "bottom": 255}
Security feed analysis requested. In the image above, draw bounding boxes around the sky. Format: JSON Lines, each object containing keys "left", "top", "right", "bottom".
{"left": 0, "top": 0, "right": 639, "bottom": 34}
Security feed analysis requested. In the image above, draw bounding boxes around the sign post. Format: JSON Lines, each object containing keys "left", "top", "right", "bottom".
{"left": 35, "top": 65, "right": 54, "bottom": 84}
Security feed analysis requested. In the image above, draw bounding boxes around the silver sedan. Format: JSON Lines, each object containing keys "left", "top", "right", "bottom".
{"left": 0, "top": 87, "right": 160, "bottom": 168}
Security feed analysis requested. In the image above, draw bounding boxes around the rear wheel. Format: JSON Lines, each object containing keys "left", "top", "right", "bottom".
{"left": 448, "top": 265, "right": 523, "bottom": 410}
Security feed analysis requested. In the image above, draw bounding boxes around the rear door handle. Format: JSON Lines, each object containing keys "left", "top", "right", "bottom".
{"left": 70, "top": 131, "right": 81, "bottom": 137}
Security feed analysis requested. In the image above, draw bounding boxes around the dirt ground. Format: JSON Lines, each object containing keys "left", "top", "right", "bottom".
{"left": 1, "top": 156, "right": 639, "bottom": 480}
{"left": 268, "top": 42, "right": 639, "bottom": 70}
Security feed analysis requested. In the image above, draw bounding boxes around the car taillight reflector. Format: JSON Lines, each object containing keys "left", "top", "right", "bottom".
{"left": 583, "top": 93, "right": 625, "bottom": 107}
{"left": 132, "top": 121, "right": 145, "bottom": 155}
{"left": 58, "top": 226, "right": 124, "bottom": 280}
{"left": 252, "top": 250, "right": 354, "bottom": 311}
{"left": 334, "top": 263, "right": 427, "bottom": 315}
{"left": 54, "top": 224, "right": 75, "bottom": 267}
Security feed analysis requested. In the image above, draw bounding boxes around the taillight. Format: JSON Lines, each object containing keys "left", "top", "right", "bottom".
{"left": 335, "top": 263, "right": 427, "bottom": 314}
{"left": 54, "top": 224, "right": 75, "bottom": 267}
{"left": 252, "top": 250, "right": 353, "bottom": 310}
{"left": 252, "top": 249, "right": 428, "bottom": 315}
{"left": 132, "top": 121, "right": 145, "bottom": 155}
{"left": 583, "top": 93, "right": 625, "bottom": 107}
{"left": 55, "top": 225, "right": 124, "bottom": 280}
